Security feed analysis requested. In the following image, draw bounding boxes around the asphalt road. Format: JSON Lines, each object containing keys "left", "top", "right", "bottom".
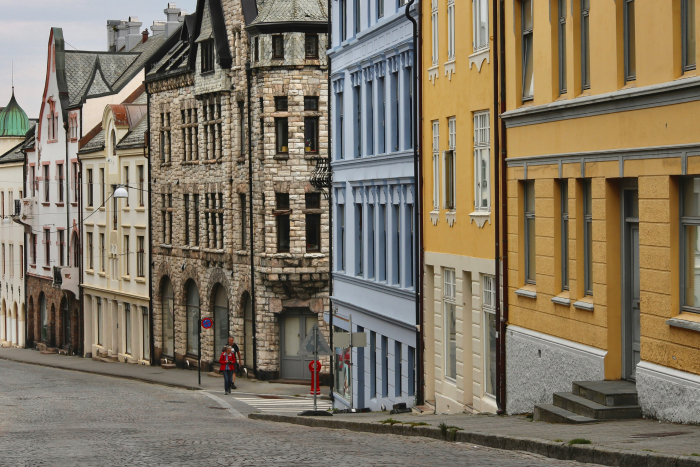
{"left": 0, "top": 359, "right": 602, "bottom": 466}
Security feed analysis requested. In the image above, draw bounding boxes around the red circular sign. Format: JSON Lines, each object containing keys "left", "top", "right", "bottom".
{"left": 201, "top": 318, "right": 213, "bottom": 329}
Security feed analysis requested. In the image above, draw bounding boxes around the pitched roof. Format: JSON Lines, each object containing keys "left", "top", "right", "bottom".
{"left": 250, "top": 0, "right": 328, "bottom": 25}
{"left": 116, "top": 113, "right": 147, "bottom": 150}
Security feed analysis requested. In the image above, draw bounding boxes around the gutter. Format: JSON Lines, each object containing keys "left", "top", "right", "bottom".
{"left": 246, "top": 62, "right": 258, "bottom": 376}
{"left": 404, "top": 0, "right": 423, "bottom": 406}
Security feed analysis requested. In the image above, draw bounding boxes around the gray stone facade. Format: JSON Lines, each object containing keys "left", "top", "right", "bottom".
{"left": 147, "top": 0, "right": 330, "bottom": 380}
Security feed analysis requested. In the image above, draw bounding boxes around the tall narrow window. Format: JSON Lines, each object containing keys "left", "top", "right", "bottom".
{"left": 432, "top": 121, "right": 440, "bottom": 210}
{"left": 58, "top": 164, "right": 64, "bottom": 203}
{"left": 124, "top": 235, "right": 130, "bottom": 276}
{"left": 58, "top": 230, "right": 64, "bottom": 266}
{"left": 304, "top": 117, "right": 319, "bottom": 154}
{"left": 395, "top": 340, "right": 402, "bottom": 396}
{"left": 368, "top": 203, "right": 375, "bottom": 279}
{"left": 44, "top": 230, "right": 50, "bottom": 266}
{"left": 583, "top": 180, "right": 593, "bottom": 296}
{"left": 193, "top": 194, "right": 200, "bottom": 245}
{"left": 474, "top": 111, "right": 490, "bottom": 212}
{"left": 87, "top": 232, "right": 93, "bottom": 270}
{"left": 276, "top": 193, "right": 290, "bottom": 253}
{"left": 184, "top": 194, "right": 190, "bottom": 246}
{"left": 100, "top": 168, "right": 105, "bottom": 205}
{"left": 125, "top": 303, "right": 132, "bottom": 355}
{"left": 355, "top": 84, "right": 362, "bottom": 158}
{"left": 521, "top": 0, "right": 534, "bottom": 101}
{"left": 100, "top": 233, "right": 105, "bottom": 273}
{"left": 624, "top": 0, "right": 636, "bottom": 82}
{"left": 43, "top": 165, "right": 50, "bottom": 202}
{"left": 355, "top": 0, "right": 361, "bottom": 34}
{"left": 381, "top": 203, "right": 387, "bottom": 281}
{"left": 525, "top": 181, "right": 536, "bottom": 284}
{"left": 366, "top": 80, "right": 374, "bottom": 156}
{"left": 392, "top": 72, "right": 399, "bottom": 151}
{"left": 356, "top": 203, "right": 363, "bottom": 276}
{"left": 444, "top": 268, "right": 457, "bottom": 380}
{"left": 254, "top": 37, "right": 259, "bottom": 61}
{"left": 138, "top": 165, "right": 144, "bottom": 207}
{"left": 339, "top": 204, "right": 346, "bottom": 270}
{"left": 561, "top": 179, "right": 569, "bottom": 291}
{"left": 112, "top": 185, "right": 118, "bottom": 230}
{"left": 447, "top": 0, "right": 456, "bottom": 61}
{"left": 87, "top": 169, "right": 93, "bottom": 207}
{"left": 123, "top": 166, "right": 129, "bottom": 207}
{"left": 272, "top": 35, "right": 284, "bottom": 59}
{"left": 683, "top": 0, "right": 697, "bottom": 72}
{"left": 30, "top": 166, "right": 36, "bottom": 198}
{"left": 72, "top": 162, "right": 78, "bottom": 202}
{"left": 558, "top": 0, "right": 567, "bottom": 94}
{"left": 431, "top": 0, "right": 439, "bottom": 66}
{"left": 394, "top": 204, "right": 401, "bottom": 285}
{"left": 239, "top": 101, "right": 245, "bottom": 156}
{"left": 306, "top": 193, "right": 321, "bottom": 253}
{"left": 378, "top": 77, "right": 386, "bottom": 154}
{"left": 240, "top": 194, "right": 247, "bottom": 250}
{"left": 200, "top": 40, "right": 215, "bottom": 73}
{"left": 370, "top": 331, "right": 377, "bottom": 397}
{"left": 137, "top": 236, "right": 145, "bottom": 278}
{"left": 484, "top": 275, "right": 497, "bottom": 397}
{"left": 340, "top": 0, "right": 348, "bottom": 42}
{"left": 581, "top": 0, "right": 590, "bottom": 90}
{"left": 338, "top": 92, "right": 345, "bottom": 159}
{"left": 381, "top": 335, "right": 388, "bottom": 397}
{"left": 378, "top": 0, "right": 384, "bottom": 19}
{"left": 444, "top": 118, "right": 456, "bottom": 210}
{"left": 474, "top": 0, "right": 489, "bottom": 52}
{"left": 275, "top": 118, "right": 289, "bottom": 154}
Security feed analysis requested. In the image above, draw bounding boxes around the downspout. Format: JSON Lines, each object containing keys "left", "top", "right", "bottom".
{"left": 327, "top": 0, "right": 334, "bottom": 398}
{"left": 147, "top": 90, "right": 154, "bottom": 365}
{"left": 494, "top": 0, "right": 508, "bottom": 414}
{"left": 246, "top": 62, "right": 257, "bottom": 376}
{"left": 64, "top": 122, "right": 70, "bottom": 352}
{"left": 21, "top": 146, "right": 27, "bottom": 348}
{"left": 405, "top": 0, "right": 423, "bottom": 405}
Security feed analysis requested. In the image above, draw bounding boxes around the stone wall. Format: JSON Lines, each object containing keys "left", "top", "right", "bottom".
{"left": 26, "top": 274, "right": 82, "bottom": 354}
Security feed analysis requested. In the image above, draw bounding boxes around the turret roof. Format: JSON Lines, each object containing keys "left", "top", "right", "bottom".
{"left": 0, "top": 91, "right": 31, "bottom": 137}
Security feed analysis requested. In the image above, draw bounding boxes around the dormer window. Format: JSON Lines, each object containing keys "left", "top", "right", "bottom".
{"left": 200, "top": 40, "right": 215, "bottom": 73}
{"left": 272, "top": 35, "right": 284, "bottom": 59}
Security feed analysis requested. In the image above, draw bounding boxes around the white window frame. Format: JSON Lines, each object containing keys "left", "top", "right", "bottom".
{"left": 443, "top": 117, "right": 457, "bottom": 210}
{"left": 474, "top": 111, "right": 491, "bottom": 212}
{"left": 483, "top": 274, "right": 497, "bottom": 398}
{"left": 431, "top": 0, "right": 439, "bottom": 66}
{"left": 447, "top": 0, "right": 456, "bottom": 61}
{"left": 443, "top": 268, "right": 457, "bottom": 382}
{"left": 432, "top": 121, "right": 440, "bottom": 210}
{"left": 473, "top": 0, "right": 489, "bottom": 52}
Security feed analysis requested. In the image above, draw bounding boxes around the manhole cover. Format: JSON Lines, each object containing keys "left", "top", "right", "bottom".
{"left": 630, "top": 432, "right": 690, "bottom": 439}
{"left": 208, "top": 406, "right": 228, "bottom": 410}
{"left": 257, "top": 395, "right": 283, "bottom": 400}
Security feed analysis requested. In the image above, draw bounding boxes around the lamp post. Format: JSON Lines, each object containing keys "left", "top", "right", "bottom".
{"left": 113, "top": 185, "right": 129, "bottom": 199}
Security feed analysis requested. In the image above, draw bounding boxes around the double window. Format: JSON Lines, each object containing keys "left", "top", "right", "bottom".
{"left": 524, "top": 181, "right": 536, "bottom": 284}
{"left": 181, "top": 108, "right": 199, "bottom": 161}
{"left": 683, "top": 0, "right": 697, "bottom": 72}
{"left": 521, "top": 0, "right": 534, "bottom": 101}
{"left": 474, "top": 111, "right": 490, "bottom": 212}
{"left": 443, "top": 268, "right": 457, "bottom": 381}
{"left": 202, "top": 96, "right": 222, "bottom": 160}
{"left": 682, "top": 178, "right": 700, "bottom": 313}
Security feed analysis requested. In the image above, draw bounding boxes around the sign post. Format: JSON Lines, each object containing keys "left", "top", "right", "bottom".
{"left": 298, "top": 324, "right": 333, "bottom": 417}
{"left": 200, "top": 318, "right": 213, "bottom": 386}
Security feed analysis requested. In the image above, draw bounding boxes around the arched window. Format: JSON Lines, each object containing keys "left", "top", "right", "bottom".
{"left": 39, "top": 293, "right": 47, "bottom": 342}
{"left": 213, "top": 285, "right": 228, "bottom": 356}
{"left": 243, "top": 293, "right": 253, "bottom": 368}
{"left": 186, "top": 281, "right": 200, "bottom": 355}
{"left": 162, "top": 278, "right": 174, "bottom": 357}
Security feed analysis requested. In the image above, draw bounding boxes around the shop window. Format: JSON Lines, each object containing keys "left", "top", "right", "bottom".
{"left": 444, "top": 268, "right": 456, "bottom": 381}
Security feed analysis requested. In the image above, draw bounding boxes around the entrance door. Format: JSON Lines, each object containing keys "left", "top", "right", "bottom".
{"left": 243, "top": 294, "right": 253, "bottom": 368}
{"left": 622, "top": 187, "right": 641, "bottom": 380}
{"left": 279, "top": 309, "right": 317, "bottom": 380}
{"left": 62, "top": 300, "right": 71, "bottom": 350}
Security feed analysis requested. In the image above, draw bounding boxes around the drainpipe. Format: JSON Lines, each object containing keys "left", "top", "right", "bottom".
{"left": 147, "top": 90, "right": 154, "bottom": 365}
{"left": 405, "top": 0, "right": 423, "bottom": 406}
{"left": 21, "top": 146, "right": 27, "bottom": 348}
{"left": 494, "top": 0, "right": 508, "bottom": 414}
{"left": 327, "top": 0, "right": 334, "bottom": 398}
{"left": 246, "top": 62, "right": 258, "bottom": 377}
{"left": 64, "top": 122, "right": 70, "bottom": 352}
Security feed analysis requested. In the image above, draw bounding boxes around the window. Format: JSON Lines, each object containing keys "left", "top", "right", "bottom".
{"left": 202, "top": 96, "right": 222, "bottom": 160}
{"left": 272, "top": 35, "right": 284, "bottom": 59}
{"left": 381, "top": 335, "right": 388, "bottom": 397}
{"left": 305, "top": 117, "right": 319, "bottom": 154}
{"left": 370, "top": 331, "right": 377, "bottom": 396}
{"left": 431, "top": 0, "right": 439, "bottom": 66}
{"left": 378, "top": 0, "right": 384, "bottom": 19}
{"left": 204, "top": 193, "right": 222, "bottom": 250}
{"left": 100, "top": 233, "right": 105, "bottom": 272}
{"left": 444, "top": 268, "right": 456, "bottom": 381}
{"left": 484, "top": 275, "right": 497, "bottom": 397}
{"left": 368, "top": 203, "right": 375, "bottom": 278}
{"left": 340, "top": 0, "right": 348, "bottom": 42}
{"left": 1, "top": 192, "right": 4, "bottom": 217}
{"left": 125, "top": 303, "right": 132, "bottom": 355}
{"left": 19, "top": 245, "right": 23, "bottom": 278}
{"left": 561, "top": 179, "right": 569, "bottom": 291}
{"left": 522, "top": 0, "right": 534, "bottom": 101}
{"left": 123, "top": 166, "right": 129, "bottom": 207}
{"left": 366, "top": 80, "right": 374, "bottom": 156}
{"left": 355, "top": 0, "right": 361, "bottom": 34}
{"left": 581, "top": 0, "right": 590, "bottom": 90}
{"left": 240, "top": 194, "right": 247, "bottom": 250}
{"left": 30, "top": 166, "right": 36, "bottom": 197}
{"left": 306, "top": 193, "right": 321, "bottom": 253}
{"left": 355, "top": 84, "right": 362, "bottom": 158}
{"left": 100, "top": 168, "right": 105, "bottom": 205}
{"left": 87, "top": 232, "right": 93, "bottom": 270}
{"left": 238, "top": 101, "right": 245, "bottom": 156}
{"left": 583, "top": 180, "right": 593, "bottom": 296}
{"left": 684, "top": 0, "right": 697, "bottom": 72}
{"left": 124, "top": 235, "right": 130, "bottom": 276}
{"left": 137, "top": 236, "right": 145, "bottom": 278}
{"left": 58, "top": 164, "right": 64, "bottom": 203}
{"left": 87, "top": 169, "right": 93, "bottom": 207}
{"left": 138, "top": 165, "right": 144, "bottom": 207}
{"left": 58, "top": 230, "right": 64, "bottom": 267}
{"left": 395, "top": 340, "right": 402, "bottom": 396}
{"left": 276, "top": 193, "right": 290, "bottom": 253}
{"left": 444, "top": 118, "right": 456, "bottom": 210}
{"left": 31, "top": 233, "right": 37, "bottom": 265}
{"left": 681, "top": 178, "right": 700, "bottom": 313}
{"left": 186, "top": 281, "right": 200, "bottom": 355}
{"left": 184, "top": 194, "right": 190, "bottom": 246}
{"left": 275, "top": 118, "right": 289, "bottom": 154}
{"left": 524, "top": 180, "right": 536, "bottom": 284}
{"left": 9, "top": 244, "right": 13, "bottom": 277}
{"left": 161, "top": 195, "right": 167, "bottom": 244}
{"left": 194, "top": 194, "right": 200, "bottom": 245}
{"left": 254, "top": 37, "right": 259, "bottom": 62}
{"left": 474, "top": 111, "right": 490, "bottom": 212}
{"left": 200, "top": 39, "right": 215, "bottom": 73}
{"left": 112, "top": 185, "right": 118, "bottom": 230}
{"left": 380, "top": 203, "right": 387, "bottom": 281}
{"left": 97, "top": 298, "right": 102, "bottom": 345}
{"left": 474, "top": 0, "right": 489, "bottom": 52}
{"left": 624, "top": 0, "right": 636, "bottom": 82}
{"left": 305, "top": 34, "right": 319, "bottom": 58}
{"left": 432, "top": 122, "right": 440, "bottom": 210}
{"left": 44, "top": 229, "right": 50, "bottom": 266}
{"left": 394, "top": 204, "right": 401, "bottom": 285}
{"left": 181, "top": 108, "right": 199, "bottom": 161}
{"left": 558, "top": 0, "right": 567, "bottom": 94}
{"left": 392, "top": 72, "right": 399, "bottom": 151}
{"left": 275, "top": 96, "right": 288, "bottom": 111}
{"left": 43, "top": 165, "right": 50, "bottom": 202}
{"left": 72, "top": 162, "right": 78, "bottom": 202}
{"left": 160, "top": 112, "right": 171, "bottom": 163}
{"left": 356, "top": 203, "right": 363, "bottom": 276}
{"left": 142, "top": 306, "right": 150, "bottom": 360}
{"left": 339, "top": 203, "right": 346, "bottom": 270}
{"left": 2, "top": 244, "right": 5, "bottom": 275}
{"left": 338, "top": 92, "right": 345, "bottom": 159}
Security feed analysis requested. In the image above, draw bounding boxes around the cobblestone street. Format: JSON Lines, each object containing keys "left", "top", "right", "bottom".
{"left": 0, "top": 360, "right": 604, "bottom": 466}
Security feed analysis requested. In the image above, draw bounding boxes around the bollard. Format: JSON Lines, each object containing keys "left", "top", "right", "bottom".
{"left": 309, "top": 360, "right": 321, "bottom": 395}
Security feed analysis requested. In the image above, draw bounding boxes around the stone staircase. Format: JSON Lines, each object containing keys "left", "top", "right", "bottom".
{"left": 91, "top": 350, "right": 118, "bottom": 363}
{"left": 534, "top": 380, "right": 642, "bottom": 424}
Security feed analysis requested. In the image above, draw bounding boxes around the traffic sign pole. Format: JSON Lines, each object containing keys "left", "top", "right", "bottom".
{"left": 198, "top": 318, "right": 201, "bottom": 386}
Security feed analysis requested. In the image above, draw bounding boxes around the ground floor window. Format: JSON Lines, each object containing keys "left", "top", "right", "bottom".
{"left": 483, "top": 275, "right": 497, "bottom": 397}
{"left": 142, "top": 306, "right": 150, "bottom": 361}
{"left": 334, "top": 325, "right": 351, "bottom": 402}
{"left": 97, "top": 298, "right": 102, "bottom": 345}
{"left": 443, "top": 268, "right": 457, "bottom": 381}
{"left": 125, "top": 303, "right": 132, "bottom": 355}
{"left": 683, "top": 177, "right": 700, "bottom": 312}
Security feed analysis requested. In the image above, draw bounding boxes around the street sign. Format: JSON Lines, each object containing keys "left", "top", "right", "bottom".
{"left": 334, "top": 332, "right": 367, "bottom": 348}
{"left": 201, "top": 318, "right": 213, "bottom": 329}
{"left": 298, "top": 324, "right": 333, "bottom": 356}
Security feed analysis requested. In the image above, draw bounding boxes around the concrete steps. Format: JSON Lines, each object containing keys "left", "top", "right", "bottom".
{"left": 534, "top": 380, "right": 642, "bottom": 424}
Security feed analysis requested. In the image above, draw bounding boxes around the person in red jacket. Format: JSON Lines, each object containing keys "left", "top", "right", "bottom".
{"left": 219, "top": 346, "right": 236, "bottom": 394}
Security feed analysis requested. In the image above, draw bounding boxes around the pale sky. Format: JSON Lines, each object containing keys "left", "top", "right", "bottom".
{"left": 0, "top": 0, "right": 198, "bottom": 118}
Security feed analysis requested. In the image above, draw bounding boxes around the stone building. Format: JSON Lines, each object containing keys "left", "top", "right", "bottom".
{"left": 146, "top": 0, "right": 330, "bottom": 380}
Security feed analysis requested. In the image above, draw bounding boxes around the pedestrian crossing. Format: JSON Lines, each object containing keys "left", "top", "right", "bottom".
{"left": 232, "top": 395, "right": 332, "bottom": 414}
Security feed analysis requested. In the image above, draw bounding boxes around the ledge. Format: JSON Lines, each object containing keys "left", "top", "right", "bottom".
{"left": 515, "top": 288, "right": 537, "bottom": 299}
{"left": 551, "top": 295, "right": 571, "bottom": 306}
{"left": 429, "top": 210, "right": 439, "bottom": 225}
{"left": 573, "top": 300, "right": 595, "bottom": 311}
{"left": 134, "top": 278, "right": 146, "bottom": 284}
{"left": 468, "top": 48, "right": 490, "bottom": 72}
{"left": 444, "top": 60, "right": 456, "bottom": 80}
{"left": 428, "top": 65, "right": 439, "bottom": 84}
{"left": 666, "top": 315, "right": 700, "bottom": 333}
{"left": 469, "top": 211, "right": 490, "bottom": 228}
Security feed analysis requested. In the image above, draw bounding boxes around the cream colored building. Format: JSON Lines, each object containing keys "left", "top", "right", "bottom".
{"left": 78, "top": 92, "right": 151, "bottom": 363}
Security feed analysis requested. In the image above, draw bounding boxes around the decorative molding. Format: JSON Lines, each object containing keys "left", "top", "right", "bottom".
{"left": 468, "top": 48, "right": 490, "bottom": 72}
{"left": 444, "top": 60, "right": 456, "bottom": 80}
{"left": 445, "top": 210, "right": 456, "bottom": 227}
{"left": 430, "top": 210, "right": 439, "bottom": 225}
{"left": 428, "top": 65, "right": 439, "bottom": 84}
{"left": 332, "top": 274, "right": 416, "bottom": 302}
{"left": 469, "top": 211, "right": 490, "bottom": 228}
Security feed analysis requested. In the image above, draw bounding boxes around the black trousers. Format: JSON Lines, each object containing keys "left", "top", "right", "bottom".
{"left": 223, "top": 370, "right": 234, "bottom": 392}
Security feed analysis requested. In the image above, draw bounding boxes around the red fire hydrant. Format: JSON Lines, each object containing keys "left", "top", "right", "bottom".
{"left": 309, "top": 360, "right": 321, "bottom": 395}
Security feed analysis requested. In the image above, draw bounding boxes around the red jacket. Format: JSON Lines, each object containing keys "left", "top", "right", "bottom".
{"left": 219, "top": 352, "right": 236, "bottom": 372}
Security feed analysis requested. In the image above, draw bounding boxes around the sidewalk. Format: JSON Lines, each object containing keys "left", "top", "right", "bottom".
{"left": 0, "top": 347, "right": 327, "bottom": 398}
{"left": 249, "top": 410, "right": 700, "bottom": 466}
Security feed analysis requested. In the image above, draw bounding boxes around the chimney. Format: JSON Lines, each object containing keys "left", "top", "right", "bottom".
{"left": 142, "top": 29, "right": 149, "bottom": 43}
{"left": 164, "top": 3, "right": 182, "bottom": 38}
{"left": 151, "top": 21, "right": 166, "bottom": 37}
{"left": 107, "top": 20, "right": 121, "bottom": 51}
{"left": 116, "top": 21, "right": 128, "bottom": 51}
{"left": 125, "top": 16, "right": 143, "bottom": 52}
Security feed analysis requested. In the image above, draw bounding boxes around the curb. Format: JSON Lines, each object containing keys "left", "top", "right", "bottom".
{"left": 248, "top": 413, "right": 700, "bottom": 467}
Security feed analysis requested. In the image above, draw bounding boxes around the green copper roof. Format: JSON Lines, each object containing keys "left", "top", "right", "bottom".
{"left": 0, "top": 91, "right": 30, "bottom": 137}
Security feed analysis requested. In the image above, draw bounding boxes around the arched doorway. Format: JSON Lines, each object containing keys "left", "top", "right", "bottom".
{"left": 212, "top": 285, "right": 228, "bottom": 358}
{"left": 185, "top": 280, "right": 200, "bottom": 356}
{"left": 243, "top": 293, "right": 253, "bottom": 369}
{"left": 162, "top": 278, "right": 174, "bottom": 357}
{"left": 39, "top": 293, "right": 47, "bottom": 343}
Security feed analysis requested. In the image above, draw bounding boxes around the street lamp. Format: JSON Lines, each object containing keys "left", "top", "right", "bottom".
{"left": 113, "top": 185, "right": 129, "bottom": 199}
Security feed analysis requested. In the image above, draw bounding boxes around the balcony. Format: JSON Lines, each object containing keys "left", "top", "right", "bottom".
{"left": 12, "top": 197, "right": 37, "bottom": 233}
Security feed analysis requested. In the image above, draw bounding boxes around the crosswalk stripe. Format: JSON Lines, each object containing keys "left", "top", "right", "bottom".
{"left": 231, "top": 396, "right": 331, "bottom": 413}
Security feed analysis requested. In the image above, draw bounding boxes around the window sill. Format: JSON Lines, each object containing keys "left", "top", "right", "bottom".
{"left": 99, "top": 207, "right": 106, "bottom": 211}
{"left": 55, "top": 203, "right": 64, "bottom": 207}
{"left": 551, "top": 292, "right": 571, "bottom": 307}
{"left": 515, "top": 287, "right": 537, "bottom": 299}
{"left": 98, "top": 272, "right": 106, "bottom": 277}
{"left": 30, "top": 264, "right": 36, "bottom": 269}
{"left": 135, "top": 207, "right": 146, "bottom": 212}
{"left": 236, "top": 250, "right": 249, "bottom": 256}
{"left": 428, "top": 65, "right": 439, "bottom": 84}
{"left": 159, "top": 244, "right": 173, "bottom": 250}
{"left": 271, "top": 253, "right": 293, "bottom": 259}
{"left": 666, "top": 313, "right": 700, "bottom": 333}
{"left": 135, "top": 277, "right": 146, "bottom": 284}
{"left": 41, "top": 202, "right": 50, "bottom": 207}
{"left": 274, "top": 154, "right": 289, "bottom": 160}
{"left": 122, "top": 275, "right": 131, "bottom": 282}
{"left": 468, "top": 48, "right": 490, "bottom": 72}
{"left": 42, "top": 266, "right": 51, "bottom": 271}
{"left": 445, "top": 210, "right": 456, "bottom": 227}
{"left": 573, "top": 299, "right": 594, "bottom": 311}
{"left": 85, "top": 206, "right": 94, "bottom": 211}
{"left": 85, "top": 269, "right": 94, "bottom": 275}
{"left": 444, "top": 60, "right": 456, "bottom": 80}
{"left": 304, "top": 253, "right": 325, "bottom": 258}
{"left": 469, "top": 211, "right": 490, "bottom": 228}
{"left": 430, "top": 210, "right": 439, "bottom": 225}
{"left": 123, "top": 207, "right": 130, "bottom": 212}
{"left": 71, "top": 202, "right": 78, "bottom": 207}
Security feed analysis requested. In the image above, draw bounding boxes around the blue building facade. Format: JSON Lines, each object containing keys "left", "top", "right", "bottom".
{"left": 328, "top": 0, "right": 417, "bottom": 411}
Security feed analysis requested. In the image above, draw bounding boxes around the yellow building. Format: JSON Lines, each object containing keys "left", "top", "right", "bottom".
{"left": 421, "top": 0, "right": 499, "bottom": 414}
{"left": 502, "top": 0, "right": 700, "bottom": 422}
